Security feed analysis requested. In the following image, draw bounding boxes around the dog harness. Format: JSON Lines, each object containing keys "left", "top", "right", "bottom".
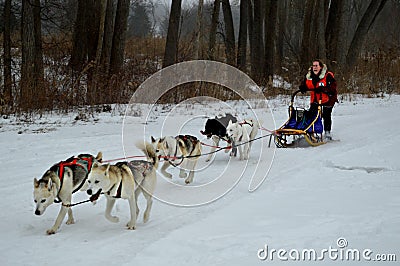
{"left": 52, "top": 155, "right": 94, "bottom": 202}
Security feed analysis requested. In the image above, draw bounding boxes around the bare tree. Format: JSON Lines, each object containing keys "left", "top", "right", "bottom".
{"left": 163, "top": 0, "right": 182, "bottom": 68}
{"left": 325, "top": 0, "right": 345, "bottom": 72}
{"left": 237, "top": 0, "right": 248, "bottom": 70}
{"left": 250, "top": 0, "right": 264, "bottom": 82}
{"left": 3, "top": 0, "right": 12, "bottom": 108}
{"left": 21, "top": 0, "right": 44, "bottom": 110}
{"left": 207, "top": 0, "right": 220, "bottom": 60}
{"left": 221, "top": 0, "right": 235, "bottom": 65}
{"left": 194, "top": 0, "right": 204, "bottom": 59}
{"left": 264, "top": 0, "right": 278, "bottom": 84}
{"left": 110, "top": 0, "right": 130, "bottom": 75}
{"left": 345, "top": 0, "right": 388, "bottom": 72}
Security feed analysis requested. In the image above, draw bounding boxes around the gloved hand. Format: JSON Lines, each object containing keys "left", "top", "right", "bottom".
{"left": 299, "top": 85, "right": 308, "bottom": 94}
{"left": 314, "top": 86, "right": 325, "bottom": 93}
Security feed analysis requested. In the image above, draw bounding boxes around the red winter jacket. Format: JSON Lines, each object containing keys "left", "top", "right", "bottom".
{"left": 301, "top": 64, "right": 338, "bottom": 107}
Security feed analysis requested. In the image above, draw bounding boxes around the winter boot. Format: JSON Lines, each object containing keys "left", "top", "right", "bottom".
{"left": 324, "top": 131, "right": 332, "bottom": 141}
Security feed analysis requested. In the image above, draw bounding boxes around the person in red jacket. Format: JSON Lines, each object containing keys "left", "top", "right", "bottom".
{"left": 299, "top": 59, "right": 338, "bottom": 140}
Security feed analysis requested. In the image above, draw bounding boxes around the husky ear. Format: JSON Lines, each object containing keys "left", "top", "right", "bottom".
{"left": 96, "top": 152, "right": 103, "bottom": 162}
{"left": 228, "top": 120, "right": 233, "bottom": 126}
{"left": 151, "top": 136, "right": 156, "bottom": 143}
{"left": 105, "top": 164, "right": 110, "bottom": 172}
{"left": 34, "top": 178, "right": 39, "bottom": 188}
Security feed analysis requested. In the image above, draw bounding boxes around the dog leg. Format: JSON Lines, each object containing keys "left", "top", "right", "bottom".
{"left": 65, "top": 208, "right": 75, "bottom": 225}
{"left": 142, "top": 189, "right": 153, "bottom": 223}
{"left": 238, "top": 145, "right": 244, "bottom": 160}
{"left": 104, "top": 196, "right": 119, "bottom": 223}
{"left": 206, "top": 136, "right": 219, "bottom": 162}
{"left": 134, "top": 186, "right": 142, "bottom": 217}
{"left": 126, "top": 196, "right": 137, "bottom": 230}
{"left": 47, "top": 205, "right": 68, "bottom": 235}
{"left": 244, "top": 143, "right": 250, "bottom": 160}
{"left": 185, "top": 159, "right": 197, "bottom": 184}
{"left": 160, "top": 161, "right": 172, "bottom": 178}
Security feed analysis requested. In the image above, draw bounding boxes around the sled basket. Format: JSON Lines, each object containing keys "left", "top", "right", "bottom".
{"left": 273, "top": 90, "right": 326, "bottom": 147}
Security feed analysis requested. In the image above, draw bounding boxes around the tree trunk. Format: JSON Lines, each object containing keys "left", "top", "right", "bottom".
{"left": 250, "top": 0, "right": 264, "bottom": 83}
{"left": 315, "top": 0, "right": 326, "bottom": 61}
{"left": 276, "top": 0, "right": 288, "bottom": 67}
{"left": 208, "top": 0, "right": 220, "bottom": 60}
{"left": 89, "top": 0, "right": 107, "bottom": 105}
{"left": 300, "top": 0, "right": 315, "bottom": 72}
{"left": 345, "top": 0, "right": 388, "bottom": 72}
{"left": 264, "top": 0, "right": 278, "bottom": 85}
{"left": 70, "top": 0, "right": 89, "bottom": 72}
{"left": 21, "top": 0, "right": 44, "bottom": 110}
{"left": 194, "top": 0, "right": 204, "bottom": 59}
{"left": 325, "top": 0, "right": 344, "bottom": 72}
{"left": 3, "top": 0, "right": 12, "bottom": 108}
{"left": 221, "top": 0, "right": 235, "bottom": 65}
{"left": 110, "top": 0, "right": 130, "bottom": 75}
{"left": 101, "top": 0, "right": 117, "bottom": 76}
{"left": 163, "top": 0, "right": 182, "bottom": 68}
{"left": 237, "top": 0, "right": 248, "bottom": 70}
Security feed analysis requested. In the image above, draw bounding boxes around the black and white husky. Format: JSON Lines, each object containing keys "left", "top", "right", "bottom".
{"left": 33, "top": 152, "right": 102, "bottom": 234}
{"left": 200, "top": 113, "right": 238, "bottom": 162}
{"left": 151, "top": 135, "right": 201, "bottom": 184}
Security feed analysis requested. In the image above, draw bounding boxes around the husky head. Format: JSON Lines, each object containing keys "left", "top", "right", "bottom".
{"left": 226, "top": 120, "right": 241, "bottom": 139}
{"left": 33, "top": 172, "right": 58, "bottom": 215}
{"left": 151, "top": 136, "right": 169, "bottom": 157}
{"left": 86, "top": 162, "right": 110, "bottom": 196}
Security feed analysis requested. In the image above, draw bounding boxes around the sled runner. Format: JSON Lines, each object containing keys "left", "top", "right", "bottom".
{"left": 273, "top": 90, "right": 327, "bottom": 147}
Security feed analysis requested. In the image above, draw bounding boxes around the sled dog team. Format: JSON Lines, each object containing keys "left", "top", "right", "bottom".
{"left": 33, "top": 114, "right": 260, "bottom": 234}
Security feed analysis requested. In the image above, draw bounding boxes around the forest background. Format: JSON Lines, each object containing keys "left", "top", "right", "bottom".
{"left": 0, "top": 0, "right": 399, "bottom": 115}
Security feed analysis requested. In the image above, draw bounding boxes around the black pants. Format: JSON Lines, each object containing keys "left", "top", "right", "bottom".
{"left": 309, "top": 103, "right": 333, "bottom": 132}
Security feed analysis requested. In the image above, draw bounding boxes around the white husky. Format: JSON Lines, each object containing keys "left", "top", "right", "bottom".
{"left": 86, "top": 142, "right": 158, "bottom": 230}
{"left": 151, "top": 135, "right": 201, "bottom": 184}
{"left": 226, "top": 119, "right": 259, "bottom": 160}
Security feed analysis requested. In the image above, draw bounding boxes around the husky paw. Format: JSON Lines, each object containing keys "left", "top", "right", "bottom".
{"left": 106, "top": 215, "right": 119, "bottom": 223}
{"left": 66, "top": 219, "right": 75, "bottom": 225}
{"left": 143, "top": 214, "right": 150, "bottom": 223}
{"left": 126, "top": 222, "right": 136, "bottom": 230}
{"left": 185, "top": 179, "right": 191, "bottom": 184}
{"left": 162, "top": 172, "right": 172, "bottom": 179}
{"left": 179, "top": 172, "right": 187, "bottom": 178}
{"left": 46, "top": 229, "right": 56, "bottom": 235}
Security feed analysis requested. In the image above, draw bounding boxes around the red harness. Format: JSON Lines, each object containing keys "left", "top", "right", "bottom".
{"left": 57, "top": 156, "right": 94, "bottom": 194}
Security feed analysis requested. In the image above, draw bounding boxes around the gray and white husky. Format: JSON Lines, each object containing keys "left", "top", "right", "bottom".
{"left": 86, "top": 142, "right": 158, "bottom": 230}
{"left": 151, "top": 135, "right": 201, "bottom": 184}
{"left": 33, "top": 152, "right": 102, "bottom": 235}
{"left": 226, "top": 119, "right": 259, "bottom": 160}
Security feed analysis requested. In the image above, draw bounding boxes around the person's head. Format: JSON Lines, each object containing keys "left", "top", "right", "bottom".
{"left": 312, "top": 59, "right": 323, "bottom": 75}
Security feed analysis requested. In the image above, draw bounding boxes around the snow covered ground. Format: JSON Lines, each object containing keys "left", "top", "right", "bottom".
{"left": 0, "top": 94, "right": 399, "bottom": 265}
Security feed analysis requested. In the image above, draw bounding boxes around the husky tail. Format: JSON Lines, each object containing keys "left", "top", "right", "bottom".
{"left": 136, "top": 141, "right": 159, "bottom": 168}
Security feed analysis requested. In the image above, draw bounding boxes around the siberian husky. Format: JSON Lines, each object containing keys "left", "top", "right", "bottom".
{"left": 200, "top": 113, "right": 238, "bottom": 162}
{"left": 151, "top": 135, "right": 201, "bottom": 184}
{"left": 86, "top": 142, "right": 158, "bottom": 229}
{"left": 226, "top": 119, "right": 259, "bottom": 160}
{"left": 33, "top": 152, "right": 102, "bottom": 235}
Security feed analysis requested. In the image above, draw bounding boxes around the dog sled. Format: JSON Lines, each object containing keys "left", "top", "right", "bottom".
{"left": 273, "top": 90, "right": 327, "bottom": 147}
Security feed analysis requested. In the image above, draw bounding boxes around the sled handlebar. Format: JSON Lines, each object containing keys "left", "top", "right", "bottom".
{"left": 290, "top": 89, "right": 303, "bottom": 104}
